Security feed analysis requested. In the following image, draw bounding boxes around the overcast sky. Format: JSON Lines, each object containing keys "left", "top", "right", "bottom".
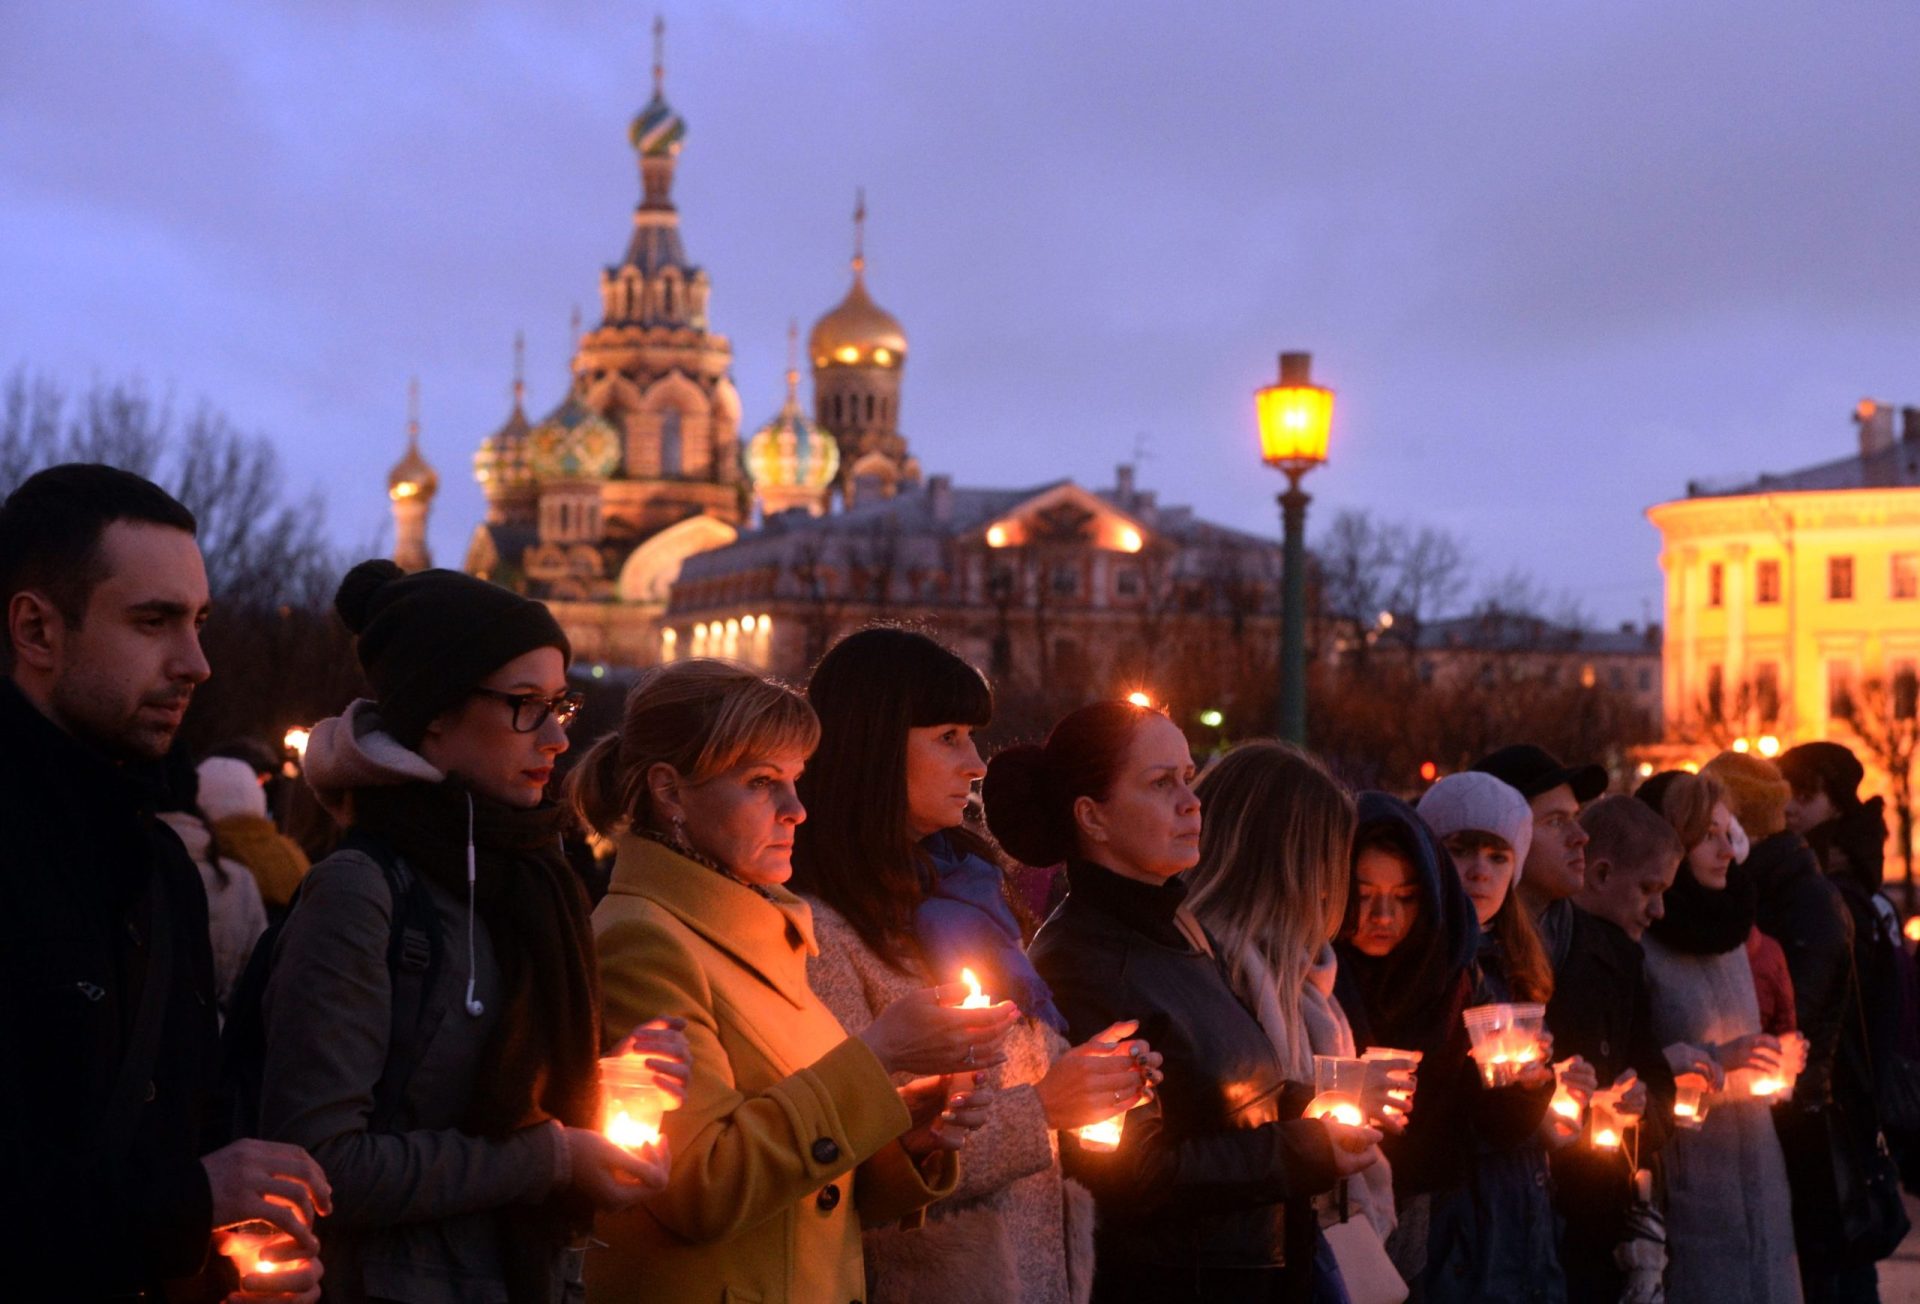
{"left": 7, "top": 1, "right": 1920, "bottom": 625}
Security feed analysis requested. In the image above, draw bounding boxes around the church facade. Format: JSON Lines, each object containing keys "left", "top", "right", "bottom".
{"left": 437, "top": 33, "right": 1282, "bottom": 704}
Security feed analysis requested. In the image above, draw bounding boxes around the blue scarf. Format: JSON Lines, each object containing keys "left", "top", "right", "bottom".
{"left": 912, "top": 832, "right": 1068, "bottom": 1034}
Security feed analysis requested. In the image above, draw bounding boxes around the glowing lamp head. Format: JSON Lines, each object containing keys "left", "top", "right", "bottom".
{"left": 1732, "top": 737, "right": 1751, "bottom": 754}
{"left": 1757, "top": 734, "right": 1781, "bottom": 758}
{"left": 1254, "top": 351, "right": 1333, "bottom": 475}
{"left": 1905, "top": 916, "right": 1920, "bottom": 945}
{"left": 283, "top": 727, "right": 311, "bottom": 758}
{"left": 985, "top": 524, "right": 1009, "bottom": 548}
{"left": 1117, "top": 526, "right": 1144, "bottom": 553}
{"left": 1126, "top": 691, "right": 1153, "bottom": 709}
{"left": 1199, "top": 709, "right": 1225, "bottom": 729}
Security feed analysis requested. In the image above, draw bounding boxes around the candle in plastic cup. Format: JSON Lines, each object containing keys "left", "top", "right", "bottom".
{"left": 958, "top": 967, "right": 994, "bottom": 1009}
{"left": 1362, "top": 1047, "right": 1420, "bottom": 1114}
{"left": 1548, "top": 1058, "right": 1583, "bottom": 1124}
{"left": 600, "top": 1051, "right": 679, "bottom": 1152}
{"left": 1305, "top": 1090, "right": 1366, "bottom": 1128}
{"left": 1673, "top": 1081, "right": 1707, "bottom": 1128}
{"left": 217, "top": 1219, "right": 303, "bottom": 1277}
{"left": 1462, "top": 1003, "right": 1547, "bottom": 1086}
{"left": 1777, "top": 1031, "right": 1808, "bottom": 1095}
{"left": 1590, "top": 1096, "right": 1627, "bottom": 1150}
{"left": 1077, "top": 1109, "right": 1127, "bottom": 1152}
{"left": 1750, "top": 1075, "right": 1785, "bottom": 1099}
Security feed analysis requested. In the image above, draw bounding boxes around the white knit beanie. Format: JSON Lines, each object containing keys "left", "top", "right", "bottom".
{"left": 195, "top": 755, "right": 269, "bottom": 824}
{"left": 1416, "top": 772, "right": 1534, "bottom": 881}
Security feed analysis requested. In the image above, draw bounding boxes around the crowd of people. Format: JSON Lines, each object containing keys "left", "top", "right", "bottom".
{"left": 3, "top": 461, "right": 1917, "bottom": 1304}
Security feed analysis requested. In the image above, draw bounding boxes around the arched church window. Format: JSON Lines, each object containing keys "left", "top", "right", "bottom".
{"left": 660, "top": 407, "right": 683, "bottom": 476}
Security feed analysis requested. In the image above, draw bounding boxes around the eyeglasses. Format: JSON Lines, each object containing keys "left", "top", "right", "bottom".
{"left": 471, "top": 688, "right": 586, "bottom": 733}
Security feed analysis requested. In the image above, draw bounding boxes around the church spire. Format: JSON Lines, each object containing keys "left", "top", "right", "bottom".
{"left": 784, "top": 319, "right": 801, "bottom": 409}
{"left": 512, "top": 330, "right": 526, "bottom": 410}
{"left": 852, "top": 187, "right": 866, "bottom": 278}
{"left": 652, "top": 15, "right": 665, "bottom": 97}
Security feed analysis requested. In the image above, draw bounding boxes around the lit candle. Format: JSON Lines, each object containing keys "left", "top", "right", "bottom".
{"left": 218, "top": 1220, "right": 303, "bottom": 1278}
{"left": 600, "top": 1051, "right": 679, "bottom": 1153}
{"left": 1750, "top": 1076, "right": 1785, "bottom": 1098}
{"left": 958, "top": 968, "right": 994, "bottom": 1009}
{"left": 1305, "top": 1091, "right": 1365, "bottom": 1128}
{"left": 1077, "top": 1110, "right": 1127, "bottom": 1152}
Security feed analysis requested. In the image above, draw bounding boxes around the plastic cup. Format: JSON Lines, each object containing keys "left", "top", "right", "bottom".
{"left": 217, "top": 1219, "right": 305, "bottom": 1278}
{"left": 600, "top": 1051, "right": 679, "bottom": 1151}
{"left": 1076, "top": 1108, "right": 1128, "bottom": 1152}
{"left": 1462, "top": 1003, "right": 1547, "bottom": 1086}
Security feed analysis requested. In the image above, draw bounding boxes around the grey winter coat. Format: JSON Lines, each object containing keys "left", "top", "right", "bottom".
{"left": 260, "top": 703, "right": 571, "bottom": 1304}
{"left": 1641, "top": 934, "right": 1803, "bottom": 1304}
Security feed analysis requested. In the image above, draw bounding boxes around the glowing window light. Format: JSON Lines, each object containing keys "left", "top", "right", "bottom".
{"left": 835, "top": 346, "right": 860, "bottom": 364}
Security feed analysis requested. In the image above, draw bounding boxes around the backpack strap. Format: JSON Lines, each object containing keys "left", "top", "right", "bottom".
{"left": 89, "top": 859, "right": 175, "bottom": 1168}
{"left": 335, "top": 830, "right": 444, "bottom": 1133}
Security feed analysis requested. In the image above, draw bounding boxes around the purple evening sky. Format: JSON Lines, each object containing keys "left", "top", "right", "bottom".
{"left": 6, "top": 1, "right": 1920, "bottom": 626}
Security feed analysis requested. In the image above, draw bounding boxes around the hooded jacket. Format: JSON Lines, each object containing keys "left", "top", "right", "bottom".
{"left": 260, "top": 701, "right": 573, "bottom": 1304}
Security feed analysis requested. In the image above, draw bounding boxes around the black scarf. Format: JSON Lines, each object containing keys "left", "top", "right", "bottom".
{"left": 350, "top": 780, "right": 600, "bottom": 1137}
{"left": 1645, "top": 857, "right": 1757, "bottom": 956}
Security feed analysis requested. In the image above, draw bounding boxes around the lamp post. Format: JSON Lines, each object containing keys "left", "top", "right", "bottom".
{"left": 1255, "top": 351, "right": 1333, "bottom": 744}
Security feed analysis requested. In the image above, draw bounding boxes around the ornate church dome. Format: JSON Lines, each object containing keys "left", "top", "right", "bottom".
{"left": 809, "top": 191, "right": 906, "bottom": 369}
{"left": 745, "top": 356, "right": 840, "bottom": 495}
{"left": 474, "top": 337, "right": 535, "bottom": 495}
{"left": 527, "top": 399, "right": 624, "bottom": 482}
{"left": 388, "top": 438, "right": 438, "bottom": 503}
{"left": 629, "top": 91, "right": 686, "bottom": 159}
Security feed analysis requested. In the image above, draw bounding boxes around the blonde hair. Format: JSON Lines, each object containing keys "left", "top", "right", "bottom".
{"left": 1187, "top": 742, "right": 1356, "bottom": 1062}
{"left": 569, "top": 659, "right": 821, "bottom": 838}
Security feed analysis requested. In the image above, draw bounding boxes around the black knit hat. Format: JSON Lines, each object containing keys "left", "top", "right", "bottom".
{"left": 335, "top": 559, "right": 572, "bottom": 748}
{"left": 1777, "top": 741, "right": 1865, "bottom": 810}
{"left": 1473, "top": 743, "right": 1608, "bottom": 803}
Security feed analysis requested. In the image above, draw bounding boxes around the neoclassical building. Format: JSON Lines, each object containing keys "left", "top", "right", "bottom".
{"left": 1647, "top": 400, "right": 1920, "bottom": 747}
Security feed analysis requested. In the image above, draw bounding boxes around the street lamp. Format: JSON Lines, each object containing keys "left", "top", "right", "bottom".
{"left": 1255, "top": 351, "right": 1333, "bottom": 744}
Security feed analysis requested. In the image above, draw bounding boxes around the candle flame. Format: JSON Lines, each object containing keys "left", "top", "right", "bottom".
{"left": 607, "top": 1108, "right": 662, "bottom": 1150}
{"left": 959, "top": 967, "right": 992, "bottom": 1009}
{"left": 1552, "top": 1097, "right": 1581, "bottom": 1120}
{"left": 1077, "top": 1114, "right": 1125, "bottom": 1151}
{"left": 1673, "top": 1099, "right": 1698, "bottom": 1118}
{"left": 1751, "top": 1077, "right": 1784, "bottom": 1097}
{"left": 1594, "top": 1127, "right": 1621, "bottom": 1148}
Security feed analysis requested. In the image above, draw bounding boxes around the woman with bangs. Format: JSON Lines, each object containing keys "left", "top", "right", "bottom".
{"left": 990, "top": 701, "right": 1381, "bottom": 1304}
{"left": 1635, "top": 770, "right": 1799, "bottom": 1304}
{"left": 575, "top": 658, "right": 1018, "bottom": 1304}
{"left": 793, "top": 627, "right": 1163, "bottom": 1304}
{"left": 1183, "top": 743, "right": 1407, "bottom": 1300}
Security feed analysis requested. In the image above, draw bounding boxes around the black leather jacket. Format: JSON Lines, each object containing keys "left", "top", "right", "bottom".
{"left": 1030, "top": 862, "right": 1339, "bottom": 1304}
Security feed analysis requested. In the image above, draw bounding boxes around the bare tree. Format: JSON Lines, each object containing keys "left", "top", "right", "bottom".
{"left": 1, "top": 367, "right": 361, "bottom": 751}
{"left": 1838, "top": 673, "right": 1919, "bottom": 909}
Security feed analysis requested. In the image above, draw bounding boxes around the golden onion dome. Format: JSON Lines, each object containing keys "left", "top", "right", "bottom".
{"left": 388, "top": 436, "right": 438, "bottom": 503}
{"left": 809, "top": 270, "right": 907, "bottom": 369}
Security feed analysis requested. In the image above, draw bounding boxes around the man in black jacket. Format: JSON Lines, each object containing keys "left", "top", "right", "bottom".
{"left": 0, "top": 465, "right": 330, "bottom": 1301}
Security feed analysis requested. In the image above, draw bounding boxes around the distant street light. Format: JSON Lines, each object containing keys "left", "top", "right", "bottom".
{"left": 1126, "top": 691, "right": 1154, "bottom": 709}
{"left": 1199, "top": 709, "right": 1225, "bottom": 729}
{"left": 1255, "top": 351, "right": 1333, "bottom": 745}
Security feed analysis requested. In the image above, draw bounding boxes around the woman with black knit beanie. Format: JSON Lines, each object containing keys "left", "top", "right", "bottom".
{"left": 259, "top": 560, "right": 686, "bottom": 1304}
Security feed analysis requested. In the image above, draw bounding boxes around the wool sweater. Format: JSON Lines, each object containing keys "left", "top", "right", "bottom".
{"left": 803, "top": 897, "right": 1096, "bottom": 1304}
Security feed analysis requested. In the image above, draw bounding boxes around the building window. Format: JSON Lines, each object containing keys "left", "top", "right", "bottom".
{"left": 1419, "top": 659, "right": 1436, "bottom": 685}
{"left": 1707, "top": 663, "right": 1725, "bottom": 718}
{"left": 659, "top": 408, "right": 682, "bottom": 476}
{"left": 1894, "top": 660, "right": 1919, "bottom": 720}
{"left": 1707, "top": 562, "right": 1724, "bottom": 608}
{"left": 1638, "top": 667, "right": 1653, "bottom": 691}
{"left": 1756, "top": 559, "right": 1781, "bottom": 604}
{"left": 1827, "top": 659, "right": 1856, "bottom": 718}
{"left": 1115, "top": 566, "right": 1141, "bottom": 598}
{"left": 1050, "top": 565, "right": 1079, "bottom": 598}
{"left": 1829, "top": 556, "right": 1855, "bottom": 600}
{"left": 1609, "top": 667, "right": 1627, "bottom": 690}
{"left": 1893, "top": 553, "right": 1919, "bottom": 600}
{"left": 1754, "top": 661, "right": 1780, "bottom": 723}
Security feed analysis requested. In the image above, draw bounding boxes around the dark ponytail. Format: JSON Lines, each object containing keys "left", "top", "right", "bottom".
{"left": 983, "top": 700, "right": 1155, "bottom": 867}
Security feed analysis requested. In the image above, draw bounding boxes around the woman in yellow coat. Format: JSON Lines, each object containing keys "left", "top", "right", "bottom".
{"left": 574, "top": 659, "right": 1019, "bottom": 1303}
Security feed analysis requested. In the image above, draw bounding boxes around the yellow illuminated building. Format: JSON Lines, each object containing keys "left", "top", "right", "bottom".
{"left": 1647, "top": 401, "right": 1920, "bottom": 754}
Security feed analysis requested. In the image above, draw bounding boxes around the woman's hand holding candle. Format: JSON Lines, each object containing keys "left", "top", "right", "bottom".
{"left": 1037, "top": 1021, "right": 1156, "bottom": 1131}
{"left": 217, "top": 1217, "right": 324, "bottom": 1304}
{"left": 903, "top": 1080, "right": 997, "bottom": 1157}
{"left": 1321, "top": 1119, "right": 1385, "bottom": 1176}
{"left": 566, "top": 1126, "right": 673, "bottom": 1208}
{"left": 1715, "top": 1032, "right": 1783, "bottom": 1078}
{"left": 202, "top": 1140, "right": 332, "bottom": 1263}
{"left": 1609, "top": 1069, "right": 1646, "bottom": 1118}
{"left": 1358, "top": 1058, "right": 1415, "bottom": 1136}
{"left": 1664, "top": 1042, "right": 1726, "bottom": 1092}
{"left": 859, "top": 983, "right": 1019, "bottom": 1076}
{"left": 607, "top": 1016, "right": 693, "bottom": 1107}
